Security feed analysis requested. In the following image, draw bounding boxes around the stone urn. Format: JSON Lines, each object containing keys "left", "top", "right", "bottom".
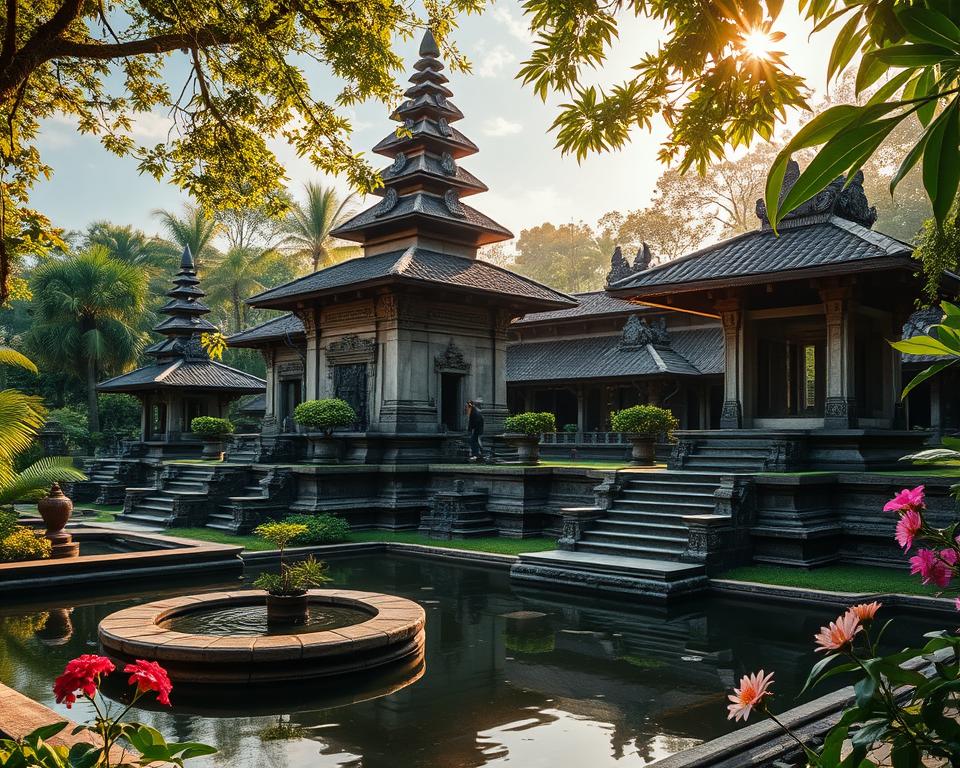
{"left": 201, "top": 437, "right": 226, "bottom": 460}
{"left": 503, "top": 434, "right": 541, "bottom": 465}
{"left": 306, "top": 433, "right": 343, "bottom": 465}
{"left": 266, "top": 593, "right": 309, "bottom": 625}
{"left": 626, "top": 434, "right": 657, "bottom": 466}
{"left": 37, "top": 483, "right": 79, "bottom": 559}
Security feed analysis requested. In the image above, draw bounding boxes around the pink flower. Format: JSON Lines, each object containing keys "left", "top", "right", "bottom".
{"left": 727, "top": 670, "right": 775, "bottom": 722}
{"left": 909, "top": 549, "right": 954, "bottom": 589}
{"left": 53, "top": 655, "right": 115, "bottom": 708}
{"left": 883, "top": 486, "right": 925, "bottom": 514}
{"left": 895, "top": 509, "right": 922, "bottom": 551}
{"left": 846, "top": 602, "right": 881, "bottom": 623}
{"left": 955, "top": 597, "right": 960, "bottom": 612}
{"left": 124, "top": 660, "right": 173, "bottom": 706}
{"left": 814, "top": 611, "right": 862, "bottom": 653}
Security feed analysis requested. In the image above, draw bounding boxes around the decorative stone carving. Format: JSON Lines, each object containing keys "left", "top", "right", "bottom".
{"left": 633, "top": 242, "right": 653, "bottom": 271}
{"left": 619, "top": 315, "right": 670, "bottom": 349}
{"left": 765, "top": 439, "right": 805, "bottom": 472}
{"left": 325, "top": 335, "right": 377, "bottom": 363}
{"left": 437, "top": 117, "right": 453, "bottom": 137}
{"left": 671, "top": 439, "right": 693, "bottom": 468}
{"left": 756, "top": 160, "right": 878, "bottom": 229}
{"left": 375, "top": 294, "right": 399, "bottom": 321}
{"left": 606, "top": 246, "right": 633, "bottom": 285}
{"left": 720, "top": 400, "right": 742, "bottom": 429}
{"left": 434, "top": 339, "right": 471, "bottom": 373}
{"left": 443, "top": 189, "right": 465, "bottom": 216}
{"left": 440, "top": 152, "right": 456, "bottom": 175}
{"left": 39, "top": 419, "right": 68, "bottom": 457}
{"left": 375, "top": 187, "right": 399, "bottom": 217}
{"left": 389, "top": 152, "right": 408, "bottom": 174}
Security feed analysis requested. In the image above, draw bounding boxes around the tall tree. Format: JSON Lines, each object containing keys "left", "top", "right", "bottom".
{"left": 514, "top": 222, "right": 605, "bottom": 293}
{"left": 153, "top": 205, "right": 221, "bottom": 272}
{"left": 26, "top": 248, "right": 147, "bottom": 432}
{"left": 204, "top": 247, "right": 285, "bottom": 333}
{"left": 281, "top": 183, "right": 361, "bottom": 272}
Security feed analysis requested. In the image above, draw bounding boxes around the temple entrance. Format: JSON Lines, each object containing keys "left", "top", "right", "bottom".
{"left": 149, "top": 403, "right": 167, "bottom": 440}
{"left": 440, "top": 373, "right": 463, "bottom": 431}
{"left": 334, "top": 363, "right": 367, "bottom": 429}
{"left": 755, "top": 317, "right": 826, "bottom": 419}
{"left": 279, "top": 378, "right": 302, "bottom": 422}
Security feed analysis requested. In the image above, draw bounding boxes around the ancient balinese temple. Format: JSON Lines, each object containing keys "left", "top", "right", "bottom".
{"left": 244, "top": 29, "right": 575, "bottom": 462}
{"left": 98, "top": 245, "right": 266, "bottom": 457}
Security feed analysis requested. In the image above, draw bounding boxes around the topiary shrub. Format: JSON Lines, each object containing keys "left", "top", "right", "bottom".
{"left": 610, "top": 405, "right": 678, "bottom": 437}
{"left": 562, "top": 423, "right": 578, "bottom": 433}
{"left": 503, "top": 412, "right": 556, "bottom": 436}
{"left": 284, "top": 513, "right": 351, "bottom": 545}
{"left": 190, "top": 416, "right": 234, "bottom": 437}
{"left": 0, "top": 527, "right": 52, "bottom": 562}
{"left": 293, "top": 399, "right": 357, "bottom": 435}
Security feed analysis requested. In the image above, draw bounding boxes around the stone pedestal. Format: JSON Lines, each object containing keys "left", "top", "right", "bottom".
{"left": 420, "top": 480, "right": 494, "bottom": 539}
{"left": 37, "top": 483, "right": 79, "bottom": 559}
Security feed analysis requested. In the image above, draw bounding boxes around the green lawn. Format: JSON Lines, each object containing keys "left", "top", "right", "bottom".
{"left": 717, "top": 564, "right": 941, "bottom": 597}
{"left": 169, "top": 527, "right": 557, "bottom": 556}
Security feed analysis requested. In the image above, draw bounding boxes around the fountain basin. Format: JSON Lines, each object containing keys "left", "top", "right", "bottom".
{"left": 98, "top": 589, "right": 426, "bottom": 684}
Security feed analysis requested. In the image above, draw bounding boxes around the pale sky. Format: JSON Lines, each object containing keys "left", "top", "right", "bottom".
{"left": 32, "top": 0, "right": 840, "bottom": 244}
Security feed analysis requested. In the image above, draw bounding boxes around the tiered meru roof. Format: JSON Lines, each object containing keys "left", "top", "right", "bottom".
{"left": 98, "top": 246, "right": 265, "bottom": 394}
{"left": 248, "top": 30, "right": 575, "bottom": 313}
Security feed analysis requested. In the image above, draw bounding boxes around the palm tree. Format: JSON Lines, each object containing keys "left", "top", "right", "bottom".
{"left": 205, "top": 246, "right": 284, "bottom": 332}
{"left": 153, "top": 204, "right": 221, "bottom": 272}
{"left": 281, "top": 182, "right": 361, "bottom": 272}
{"left": 82, "top": 222, "right": 166, "bottom": 269}
{"left": 0, "top": 347, "right": 85, "bottom": 504}
{"left": 26, "top": 248, "right": 148, "bottom": 433}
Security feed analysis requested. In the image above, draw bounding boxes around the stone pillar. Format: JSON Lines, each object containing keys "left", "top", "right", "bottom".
{"left": 716, "top": 298, "right": 743, "bottom": 429}
{"left": 890, "top": 307, "right": 911, "bottom": 429}
{"left": 299, "top": 308, "right": 320, "bottom": 401}
{"left": 820, "top": 287, "right": 857, "bottom": 428}
{"left": 262, "top": 349, "right": 275, "bottom": 418}
{"left": 576, "top": 385, "right": 585, "bottom": 432}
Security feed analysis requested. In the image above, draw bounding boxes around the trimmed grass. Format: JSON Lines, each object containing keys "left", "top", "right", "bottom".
{"left": 537, "top": 460, "right": 630, "bottom": 470}
{"left": 718, "top": 564, "right": 940, "bottom": 597}
{"left": 170, "top": 527, "right": 557, "bottom": 556}
{"left": 75, "top": 504, "right": 122, "bottom": 523}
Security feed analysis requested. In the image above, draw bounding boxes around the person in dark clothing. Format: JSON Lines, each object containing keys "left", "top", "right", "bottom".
{"left": 466, "top": 400, "right": 484, "bottom": 461}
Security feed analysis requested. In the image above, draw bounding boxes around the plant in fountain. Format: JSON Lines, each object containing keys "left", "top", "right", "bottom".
{"left": 502, "top": 412, "right": 556, "bottom": 465}
{"left": 610, "top": 405, "right": 678, "bottom": 466}
{"left": 253, "top": 521, "right": 331, "bottom": 625}
{"left": 190, "top": 416, "right": 234, "bottom": 460}
{"left": 294, "top": 398, "right": 357, "bottom": 464}
{"left": 0, "top": 654, "right": 215, "bottom": 768}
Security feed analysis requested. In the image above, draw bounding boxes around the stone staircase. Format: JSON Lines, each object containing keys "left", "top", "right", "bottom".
{"left": 64, "top": 458, "right": 145, "bottom": 505}
{"left": 118, "top": 464, "right": 249, "bottom": 528}
{"left": 224, "top": 434, "right": 261, "bottom": 463}
{"left": 206, "top": 467, "right": 297, "bottom": 534}
{"left": 574, "top": 472, "right": 723, "bottom": 561}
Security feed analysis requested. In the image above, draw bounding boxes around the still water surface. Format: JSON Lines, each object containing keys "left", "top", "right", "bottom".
{"left": 0, "top": 554, "right": 946, "bottom": 768}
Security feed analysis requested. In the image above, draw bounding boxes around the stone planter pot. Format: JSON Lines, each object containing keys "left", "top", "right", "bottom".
{"left": 503, "top": 434, "right": 541, "bottom": 465}
{"left": 37, "top": 483, "right": 79, "bottom": 559}
{"left": 200, "top": 437, "right": 226, "bottom": 460}
{"left": 266, "top": 593, "right": 309, "bottom": 625}
{"left": 306, "top": 433, "right": 343, "bottom": 464}
{"left": 626, "top": 434, "right": 657, "bottom": 466}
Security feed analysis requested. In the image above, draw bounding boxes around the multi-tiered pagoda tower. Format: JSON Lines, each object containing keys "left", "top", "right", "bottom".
{"left": 99, "top": 246, "right": 265, "bottom": 456}
{"left": 248, "top": 29, "right": 575, "bottom": 462}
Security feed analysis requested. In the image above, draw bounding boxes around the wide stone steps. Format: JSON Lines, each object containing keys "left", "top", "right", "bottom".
{"left": 619, "top": 486, "right": 717, "bottom": 500}
{"left": 576, "top": 540, "right": 685, "bottom": 559}
{"left": 601, "top": 510, "right": 689, "bottom": 526}
{"left": 591, "top": 519, "right": 689, "bottom": 536}
{"left": 206, "top": 511, "right": 238, "bottom": 532}
{"left": 579, "top": 530, "right": 686, "bottom": 548}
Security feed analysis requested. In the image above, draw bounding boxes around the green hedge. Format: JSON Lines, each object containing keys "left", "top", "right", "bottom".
{"left": 190, "top": 416, "right": 234, "bottom": 437}
{"left": 610, "top": 405, "right": 678, "bottom": 436}
{"left": 284, "top": 513, "right": 351, "bottom": 545}
{"left": 504, "top": 411, "right": 556, "bottom": 436}
{"left": 293, "top": 399, "right": 356, "bottom": 432}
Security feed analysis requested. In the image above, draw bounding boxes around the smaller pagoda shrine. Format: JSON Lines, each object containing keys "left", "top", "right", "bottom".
{"left": 98, "top": 246, "right": 266, "bottom": 457}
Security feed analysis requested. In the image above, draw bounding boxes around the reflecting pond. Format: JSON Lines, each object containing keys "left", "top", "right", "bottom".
{"left": 0, "top": 554, "right": 947, "bottom": 767}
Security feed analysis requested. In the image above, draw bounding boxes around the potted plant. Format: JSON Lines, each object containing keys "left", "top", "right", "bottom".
{"left": 190, "top": 416, "right": 234, "bottom": 460}
{"left": 610, "top": 405, "right": 678, "bottom": 466}
{"left": 293, "top": 398, "right": 357, "bottom": 464}
{"left": 502, "top": 412, "right": 556, "bottom": 465}
{"left": 252, "top": 521, "right": 331, "bottom": 625}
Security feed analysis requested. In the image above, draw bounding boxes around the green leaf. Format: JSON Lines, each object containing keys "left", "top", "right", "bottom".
{"left": 922, "top": 99, "right": 960, "bottom": 224}
{"left": 851, "top": 719, "right": 888, "bottom": 748}
{"left": 889, "top": 120, "right": 932, "bottom": 194}
{"left": 891, "top": 335, "right": 959, "bottom": 356}
{"left": 28, "top": 723, "right": 69, "bottom": 742}
{"left": 68, "top": 744, "right": 102, "bottom": 768}
{"left": 890, "top": 738, "right": 920, "bottom": 768}
{"left": 872, "top": 43, "right": 958, "bottom": 66}
{"left": 829, "top": 15, "right": 867, "bottom": 82}
{"left": 854, "top": 674, "right": 878, "bottom": 708}
{"left": 897, "top": 7, "right": 960, "bottom": 51}
{"left": 899, "top": 360, "right": 958, "bottom": 399}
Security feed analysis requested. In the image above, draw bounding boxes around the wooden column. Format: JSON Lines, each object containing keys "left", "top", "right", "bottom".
{"left": 820, "top": 286, "right": 857, "bottom": 428}
{"left": 716, "top": 298, "right": 743, "bottom": 429}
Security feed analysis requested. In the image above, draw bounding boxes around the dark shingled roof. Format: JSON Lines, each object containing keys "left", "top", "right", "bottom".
{"left": 377, "top": 153, "right": 487, "bottom": 196}
{"left": 901, "top": 307, "right": 947, "bottom": 365}
{"left": 611, "top": 217, "right": 914, "bottom": 294}
{"left": 506, "top": 327, "right": 722, "bottom": 383}
{"left": 228, "top": 313, "right": 305, "bottom": 347}
{"left": 239, "top": 393, "right": 267, "bottom": 414}
{"left": 514, "top": 291, "right": 644, "bottom": 325}
{"left": 97, "top": 360, "right": 265, "bottom": 393}
{"left": 248, "top": 248, "right": 577, "bottom": 309}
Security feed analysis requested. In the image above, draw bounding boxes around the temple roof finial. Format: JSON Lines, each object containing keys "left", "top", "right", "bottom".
{"left": 180, "top": 244, "right": 195, "bottom": 272}
{"left": 419, "top": 28, "right": 441, "bottom": 58}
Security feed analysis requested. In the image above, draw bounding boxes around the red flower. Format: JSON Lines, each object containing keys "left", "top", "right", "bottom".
{"left": 124, "top": 660, "right": 173, "bottom": 706}
{"left": 883, "top": 485, "right": 925, "bottom": 514}
{"left": 53, "top": 655, "right": 115, "bottom": 708}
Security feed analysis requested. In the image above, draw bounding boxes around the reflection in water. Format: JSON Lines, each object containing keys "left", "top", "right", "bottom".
{"left": 0, "top": 555, "right": 948, "bottom": 768}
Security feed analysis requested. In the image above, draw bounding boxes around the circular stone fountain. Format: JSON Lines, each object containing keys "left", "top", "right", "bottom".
{"left": 98, "top": 590, "right": 425, "bottom": 685}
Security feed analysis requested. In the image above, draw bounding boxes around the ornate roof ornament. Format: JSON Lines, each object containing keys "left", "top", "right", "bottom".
{"left": 389, "top": 153, "right": 408, "bottom": 174}
{"left": 756, "top": 160, "right": 878, "bottom": 229}
{"left": 440, "top": 152, "right": 456, "bottom": 175}
{"left": 444, "top": 190, "right": 465, "bottom": 216}
{"left": 375, "top": 188, "right": 399, "bottom": 217}
{"left": 633, "top": 242, "right": 653, "bottom": 272}
{"left": 437, "top": 117, "right": 453, "bottom": 137}
{"left": 434, "top": 339, "right": 471, "bottom": 372}
{"left": 606, "top": 246, "right": 634, "bottom": 286}
{"left": 619, "top": 315, "right": 670, "bottom": 350}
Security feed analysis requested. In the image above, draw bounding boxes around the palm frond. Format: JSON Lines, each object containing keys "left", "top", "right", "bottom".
{"left": 0, "top": 457, "right": 87, "bottom": 506}
{"left": 0, "top": 390, "right": 46, "bottom": 466}
{"left": 0, "top": 347, "right": 37, "bottom": 375}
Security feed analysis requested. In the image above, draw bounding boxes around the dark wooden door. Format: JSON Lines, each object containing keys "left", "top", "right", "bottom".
{"left": 334, "top": 363, "right": 367, "bottom": 429}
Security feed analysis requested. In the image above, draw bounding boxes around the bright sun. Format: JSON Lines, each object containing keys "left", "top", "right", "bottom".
{"left": 740, "top": 29, "right": 775, "bottom": 60}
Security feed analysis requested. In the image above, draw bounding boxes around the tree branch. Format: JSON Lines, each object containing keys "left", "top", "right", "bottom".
{"left": 1, "top": 0, "right": 17, "bottom": 70}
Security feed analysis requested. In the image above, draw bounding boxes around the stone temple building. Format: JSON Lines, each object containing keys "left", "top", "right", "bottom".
{"left": 97, "top": 246, "right": 265, "bottom": 457}
{"left": 240, "top": 30, "right": 575, "bottom": 462}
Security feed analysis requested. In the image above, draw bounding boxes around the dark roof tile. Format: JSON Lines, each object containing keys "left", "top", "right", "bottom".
{"left": 97, "top": 360, "right": 265, "bottom": 393}
{"left": 227, "top": 313, "right": 305, "bottom": 347}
